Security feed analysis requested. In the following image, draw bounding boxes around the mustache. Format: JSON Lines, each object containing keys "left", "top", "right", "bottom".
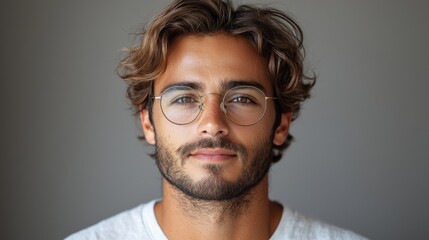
{"left": 177, "top": 138, "right": 247, "bottom": 159}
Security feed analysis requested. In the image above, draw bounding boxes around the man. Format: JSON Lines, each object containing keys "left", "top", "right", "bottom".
{"left": 66, "top": 0, "right": 367, "bottom": 239}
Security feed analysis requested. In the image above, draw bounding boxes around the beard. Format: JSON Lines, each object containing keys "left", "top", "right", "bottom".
{"left": 154, "top": 136, "right": 273, "bottom": 201}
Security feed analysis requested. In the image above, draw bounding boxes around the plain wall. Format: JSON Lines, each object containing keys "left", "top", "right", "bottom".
{"left": 1, "top": 0, "right": 428, "bottom": 239}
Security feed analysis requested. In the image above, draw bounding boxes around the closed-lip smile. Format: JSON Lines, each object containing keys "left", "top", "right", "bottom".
{"left": 189, "top": 148, "right": 237, "bottom": 161}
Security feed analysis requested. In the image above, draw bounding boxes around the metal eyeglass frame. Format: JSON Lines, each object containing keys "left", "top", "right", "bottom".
{"left": 152, "top": 85, "right": 277, "bottom": 126}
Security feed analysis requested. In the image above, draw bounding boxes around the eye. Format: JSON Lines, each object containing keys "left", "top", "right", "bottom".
{"left": 229, "top": 95, "right": 255, "bottom": 104}
{"left": 171, "top": 95, "right": 199, "bottom": 105}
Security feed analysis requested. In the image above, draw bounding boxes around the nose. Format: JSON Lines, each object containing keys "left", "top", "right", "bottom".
{"left": 196, "top": 94, "right": 229, "bottom": 137}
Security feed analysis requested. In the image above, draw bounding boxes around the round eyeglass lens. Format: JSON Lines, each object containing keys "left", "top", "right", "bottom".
{"left": 222, "top": 86, "right": 267, "bottom": 126}
{"left": 159, "top": 86, "right": 202, "bottom": 125}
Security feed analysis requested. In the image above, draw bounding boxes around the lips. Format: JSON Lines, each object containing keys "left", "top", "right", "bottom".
{"left": 189, "top": 148, "right": 237, "bottom": 161}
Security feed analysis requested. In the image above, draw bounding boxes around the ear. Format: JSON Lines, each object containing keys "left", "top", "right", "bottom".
{"left": 273, "top": 112, "right": 292, "bottom": 146}
{"left": 140, "top": 109, "right": 156, "bottom": 145}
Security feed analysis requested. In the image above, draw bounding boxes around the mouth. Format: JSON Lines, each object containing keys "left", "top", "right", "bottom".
{"left": 189, "top": 148, "right": 237, "bottom": 162}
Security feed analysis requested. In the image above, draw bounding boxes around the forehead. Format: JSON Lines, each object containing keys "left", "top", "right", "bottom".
{"left": 154, "top": 33, "right": 271, "bottom": 94}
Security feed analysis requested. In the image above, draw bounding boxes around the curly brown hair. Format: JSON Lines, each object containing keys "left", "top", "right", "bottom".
{"left": 117, "top": 0, "right": 315, "bottom": 163}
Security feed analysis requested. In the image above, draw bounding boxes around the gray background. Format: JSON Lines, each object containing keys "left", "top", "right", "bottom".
{"left": 1, "top": 0, "right": 428, "bottom": 239}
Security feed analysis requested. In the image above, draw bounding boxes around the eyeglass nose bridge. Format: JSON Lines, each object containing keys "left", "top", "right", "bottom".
{"left": 198, "top": 92, "right": 228, "bottom": 114}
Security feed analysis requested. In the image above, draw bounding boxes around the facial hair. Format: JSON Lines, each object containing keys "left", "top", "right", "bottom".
{"left": 154, "top": 136, "right": 273, "bottom": 201}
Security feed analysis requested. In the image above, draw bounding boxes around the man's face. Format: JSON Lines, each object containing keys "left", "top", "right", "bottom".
{"left": 141, "top": 33, "right": 290, "bottom": 200}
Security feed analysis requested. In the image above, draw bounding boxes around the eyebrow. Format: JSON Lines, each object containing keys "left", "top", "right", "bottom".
{"left": 159, "top": 81, "right": 205, "bottom": 94}
{"left": 159, "top": 79, "right": 267, "bottom": 94}
{"left": 222, "top": 80, "right": 267, "bottom": 93}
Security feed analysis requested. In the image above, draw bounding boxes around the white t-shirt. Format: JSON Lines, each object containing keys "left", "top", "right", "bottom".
{"left": 65, "top": 200, "right": 367, "bottom": 240}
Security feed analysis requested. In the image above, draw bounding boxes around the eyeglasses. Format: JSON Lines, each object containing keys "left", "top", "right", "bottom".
{"left": 152, "top": 85, "right": 277, "bottom": 126}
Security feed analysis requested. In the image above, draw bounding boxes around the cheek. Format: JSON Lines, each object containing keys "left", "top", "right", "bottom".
{"left": 256, "top": 106, "right": 277, "bottom": 134}
{"left": 153, "top": 111, "right": 193, "bottom": 145}
{"left": 230, "top": 124, "right": 273, "bottom": 149}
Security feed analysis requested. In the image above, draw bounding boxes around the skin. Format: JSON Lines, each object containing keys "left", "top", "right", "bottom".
{"left": 141, "top": 33, "right": 292, "bottom": 240}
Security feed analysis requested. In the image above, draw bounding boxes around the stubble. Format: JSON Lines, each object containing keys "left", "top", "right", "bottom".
{"left": 154, "top": 136, "right": 273, "bottom": 219}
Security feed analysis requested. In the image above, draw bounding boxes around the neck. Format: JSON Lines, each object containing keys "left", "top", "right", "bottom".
{"left": 155, "top": 175, "right": 282, "bottom": 240}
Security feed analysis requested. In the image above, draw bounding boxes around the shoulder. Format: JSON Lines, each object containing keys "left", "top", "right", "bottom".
{"left": 272, "top": 205, "right": 368, "bottom": 240}
{"left": 64, "top": 200, "right": 157, "bottom": 240}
